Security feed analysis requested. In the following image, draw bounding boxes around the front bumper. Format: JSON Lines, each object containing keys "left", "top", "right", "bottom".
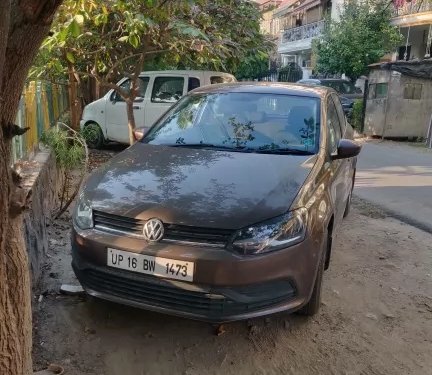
{"left": 72, "top": 227, "right": 324, "bottom": 322}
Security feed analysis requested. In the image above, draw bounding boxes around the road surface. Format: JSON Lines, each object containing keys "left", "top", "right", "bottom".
{"left": 355, "top": 141, "right": 432, "bottom": 233}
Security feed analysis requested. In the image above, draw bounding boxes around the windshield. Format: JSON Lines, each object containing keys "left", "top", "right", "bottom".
{"left": 321, "top": 80, "right": 357, "bottom": 94}
{"left": 143, "top": 92, "right": 320, "bottom": 154}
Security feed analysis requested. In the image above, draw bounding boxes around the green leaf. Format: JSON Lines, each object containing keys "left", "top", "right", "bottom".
{"left": 69, "top": 20, "right": 80, "bottom": 37}
{"left": 66, "top": 52, "right": 75, "bottom": 63}
{"left": 118, "top": 36, "right": 128, "bottom": 42}
{"left": 129, "top": 34, "right": 139, "bottom": 49}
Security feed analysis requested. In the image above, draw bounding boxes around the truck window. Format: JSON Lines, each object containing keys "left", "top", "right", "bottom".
{"left": 188, "top": 77, "right": 200, "bottom": 92}
{"left": 210, "top": 76, "right": 234, "bottom": 84}
{"left": 151, "top": 77, "right": 185, "bottom": 103}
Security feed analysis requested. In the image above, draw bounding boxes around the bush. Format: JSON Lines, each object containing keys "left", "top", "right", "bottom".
{"left": 351, "top": 99, "right": 363, "bottom": 131}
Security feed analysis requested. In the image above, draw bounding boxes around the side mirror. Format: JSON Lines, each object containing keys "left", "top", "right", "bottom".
{"left": 332, "top": 139, "right": 361, "bottom": 160}
{"left": 135, "top": 96, "right": 144, "bottom": 103}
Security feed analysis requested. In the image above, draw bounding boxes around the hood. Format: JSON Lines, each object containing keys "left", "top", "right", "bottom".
{"left": 83, "top": 143, "right": 317, "bottom": 229}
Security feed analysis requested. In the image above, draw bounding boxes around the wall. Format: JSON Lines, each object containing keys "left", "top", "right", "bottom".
{"left": 18, "top": 150, "right": 62, "bottom": 288}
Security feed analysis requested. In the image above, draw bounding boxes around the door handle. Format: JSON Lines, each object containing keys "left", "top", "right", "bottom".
{"left": 133, "top": 106, "right": 141, "bottom": 110}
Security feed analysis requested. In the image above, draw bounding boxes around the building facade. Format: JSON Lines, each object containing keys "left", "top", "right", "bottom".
{"left": 391, "top": 0, "right": 432, "bottom": 61}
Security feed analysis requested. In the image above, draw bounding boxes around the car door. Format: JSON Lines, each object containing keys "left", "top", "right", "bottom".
{"left": 326, "top": 95, "right": 348, "bottom": 226}
{"left": 145, "top": 75, "right": 187, "bottom": 128}
{"left": 332, "top": 93, "right": 356, "bottom": 203}
{"left": 105, "top": 77, "right": 149, "bottom": 143}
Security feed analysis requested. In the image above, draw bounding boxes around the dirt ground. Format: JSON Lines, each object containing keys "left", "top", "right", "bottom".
{"left": 33, "top": 152, "right": 432, "bottom": 375}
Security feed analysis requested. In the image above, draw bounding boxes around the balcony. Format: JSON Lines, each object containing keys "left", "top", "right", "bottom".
{"left": 391, "top": 0, "right": 432, "bottom": 27}
{"left": 392, "top": 0, "right": 432, "bottom": 17}
{"left": 278, "top": 20, "right": 324, "bottom": 54}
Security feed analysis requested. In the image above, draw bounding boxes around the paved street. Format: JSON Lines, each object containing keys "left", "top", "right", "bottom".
{"left": 355, "top": 141, "right": 432, "bottom": 233}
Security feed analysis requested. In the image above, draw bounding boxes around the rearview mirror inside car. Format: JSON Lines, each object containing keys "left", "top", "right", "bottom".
{"left": 332, "top": 139, "right": 361, "bottom": 160}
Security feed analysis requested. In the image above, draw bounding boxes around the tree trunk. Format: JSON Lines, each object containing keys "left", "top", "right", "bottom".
{"left": 0, "top": 1, "right": 62, "bottom": 374}
{"left": 126, "top": 99, "right": 137, "bottom": 146}
{"left": 67, "top": 62, "right": 79, "bottom": 130}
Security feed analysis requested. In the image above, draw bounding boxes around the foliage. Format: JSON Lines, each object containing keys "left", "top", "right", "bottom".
{"left": 30, "top": 0, "right": 271, "bottom": 144}
{"left": 41, "top": 124, "right": 88, "bottom": 217}
{"left": 313, "top": 0, "right": 402, "bottom": 81}
{"left": 31, "top": 0, "right": 271, "bottom": 81}
{"left": 235, "top": 52, "right": 269, "bottom": 80}
{"left": 41, "top": 126, "right": 85, "bottom": 169}
{"left": 350, "top": 99, "right": 364, "bottom": 130}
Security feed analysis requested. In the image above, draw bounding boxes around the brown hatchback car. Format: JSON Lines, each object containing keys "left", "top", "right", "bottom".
{"left": 72, "top": 83, "right": 361, "bottom": 322}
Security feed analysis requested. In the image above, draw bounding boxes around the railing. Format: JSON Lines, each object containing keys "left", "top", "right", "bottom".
{"left": 280, "top": 20, "right": 324, "bottom": 44}
{"left": 392, "top": 0, "right": 432, "bottom": 17}
{"left": 12, "top": 81, "right": 69, "bottom": 163}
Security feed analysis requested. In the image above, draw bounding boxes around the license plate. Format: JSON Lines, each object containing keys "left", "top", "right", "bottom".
{"left": 107, "top": 248, "right": 194, "bottom": 282}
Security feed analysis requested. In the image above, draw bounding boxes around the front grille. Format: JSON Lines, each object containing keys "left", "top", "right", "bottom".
{"left": 78, "top": 267, "right": 295, "bottom": 318}
{"left": 93, "top": 210, "right": 234, "bottom": 246}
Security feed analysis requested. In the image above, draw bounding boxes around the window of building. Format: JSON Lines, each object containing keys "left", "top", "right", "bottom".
{"left": 151, "top": 77, "right": 184, "bottom": 103}
{"left": 368, "top": 83, "right": 388, "bottom": 99}
{"left": 403, "top": 83, "right": 422, "bottom": 100}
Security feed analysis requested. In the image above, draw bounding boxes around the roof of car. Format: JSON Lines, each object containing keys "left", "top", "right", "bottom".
{"left": 139, "top": 70, "right": 234, "bottom": 76}
{"left": 190, "top": 82, "right": 330, "bottom": 98}
{"left": 301, "top": 78, "right": 351, "bottom": 83}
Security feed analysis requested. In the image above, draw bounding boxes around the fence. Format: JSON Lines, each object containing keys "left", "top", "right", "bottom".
{"left": 13, "top": 81, "right": 69, "bottom": 163}
{"left": 242, "top": 64, "right": 303, "bottom": 83}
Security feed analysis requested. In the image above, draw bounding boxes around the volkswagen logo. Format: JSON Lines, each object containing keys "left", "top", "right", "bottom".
{"left": 143, "top": 218, "right": 164, "bottom": 242}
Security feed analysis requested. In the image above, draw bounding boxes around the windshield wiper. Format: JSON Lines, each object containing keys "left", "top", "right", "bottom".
{"left": 252, "top": 148, "right": 315, "bottom": 155}
{"left": 165, "top": 143, "right": 246, "bottom": 151}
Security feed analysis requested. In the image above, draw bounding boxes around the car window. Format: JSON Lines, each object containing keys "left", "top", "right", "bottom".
{"left": 322, "top": 80, "right": 356, "bottom": 95}
{"left": 111, "top": 77, "right": 149, "bottom": 101}
{"left": 210, "top": 76, "right": 235, "bottom": 84}
{"left": 143, "top": 92, "right": 321, "bottom": 154}
{"left": 327, "top": 98, "right": 341, "bottom": 154}
{"left": 331, "top": 94, "right": 346, "bottom": 134}
{"left": 188, "top": 77, "right": 200, "bottom": 92}
{"left": 151, "top": 76, "right": 185, "bottom": 103}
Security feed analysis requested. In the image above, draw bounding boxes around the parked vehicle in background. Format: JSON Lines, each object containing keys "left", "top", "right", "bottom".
{"left": 297, "top": 78, "right": 363, "bottom": 118}
{"left": 72, "top": 82, "right": 361, "bottom": 323}
{"left": 80, "top": 70, "right": 236, "bottom": 147}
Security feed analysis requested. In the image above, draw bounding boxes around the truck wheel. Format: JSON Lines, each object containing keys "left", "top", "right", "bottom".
{"left": 83, "top": 122, "right": 104, "bottom": 149}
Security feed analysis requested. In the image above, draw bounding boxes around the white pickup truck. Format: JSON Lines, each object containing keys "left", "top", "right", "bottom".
{"left": 80, "top": 70, "right": 236, "bottom": 147}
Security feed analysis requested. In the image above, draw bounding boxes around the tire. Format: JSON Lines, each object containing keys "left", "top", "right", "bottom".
{"left": 297, "top": 237, "right": 327, "bottom": 316}
{"left": 83, "top": 122, "right": 104, "bottom": 149}
{"left": 343, "top": 171, "right": 356, "bottom": 218}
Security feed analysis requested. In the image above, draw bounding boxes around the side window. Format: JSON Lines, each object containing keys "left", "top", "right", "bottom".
{"left": 210, "top": 76, "right": 233, "bottom": 84}
{"left": 327, "top": 98, "right": 341, "bottom": 154}
{"left": 151, "top": 76, "right": 185, "bottom": 103}
{"left": 331, "top": 94, "right": 346, "bottom": 134}
{"left": 188, "top": 77, "right": 200, "bottom": 92}
{"left": 110, "top": 77, "right": 149, "bottom": 102}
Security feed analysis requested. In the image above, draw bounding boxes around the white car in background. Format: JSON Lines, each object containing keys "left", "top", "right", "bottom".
{"left": 80, "top": 70, "right": 236, "bottom": 147}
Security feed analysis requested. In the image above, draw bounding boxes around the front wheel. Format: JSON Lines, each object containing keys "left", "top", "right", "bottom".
{"left": 82, "top": 122, "right": 104, "bottom": 149}
{"left": 297, "top": 238, "right": 327, "bottom": 316}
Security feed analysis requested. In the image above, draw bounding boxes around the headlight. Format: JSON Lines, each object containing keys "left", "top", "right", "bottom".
{"left": 74, "top": 197, "right": 93, "bottom": 229}
{"left": 230, "top": 208, "right": 308, "bottom": 255}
